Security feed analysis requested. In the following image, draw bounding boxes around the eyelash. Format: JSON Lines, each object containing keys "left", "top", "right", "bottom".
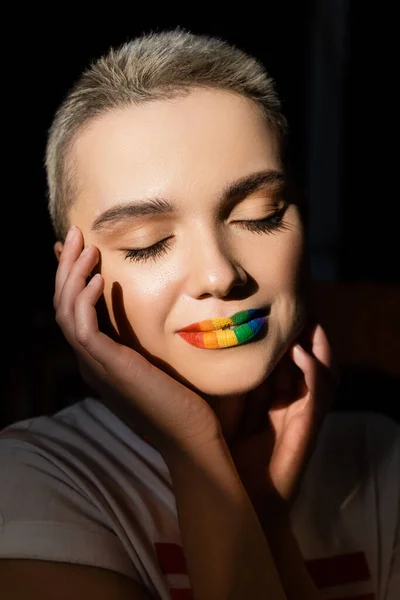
{"left": 123, "top": 207, "right": 290, "bottom": 263}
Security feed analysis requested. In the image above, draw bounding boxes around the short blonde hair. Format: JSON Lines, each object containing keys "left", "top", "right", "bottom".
{"left": 45, "top": 28, "right": 288, "bottom": 241}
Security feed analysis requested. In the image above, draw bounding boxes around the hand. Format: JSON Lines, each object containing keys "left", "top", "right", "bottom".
{"left": 53, "top": 226, "right": 222, "bottom": 458}
{"left": 229, "top": 323, "right": 338, "bottom": 518}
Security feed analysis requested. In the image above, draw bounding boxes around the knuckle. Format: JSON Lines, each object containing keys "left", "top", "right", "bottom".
{"left": 75, "top": 325, "right": 90, "bottom": 348}
{"left": 55, "top": 308, "right": 69, "bottom": 328}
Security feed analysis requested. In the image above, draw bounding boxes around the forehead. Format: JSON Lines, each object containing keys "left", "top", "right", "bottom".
{"left": 70, "top": 89, "right": 281, "bottom": 222}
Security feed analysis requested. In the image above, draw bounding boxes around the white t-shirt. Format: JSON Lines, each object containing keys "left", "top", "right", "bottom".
{"left": 0, "top": 397, "right": 398, "bottom": 600}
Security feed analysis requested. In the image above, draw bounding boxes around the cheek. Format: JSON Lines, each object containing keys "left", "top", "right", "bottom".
{"left": 256, "top": 232, "right": 304, "bottom": 293}
{"left": 272, "top": 234, "right": 307, "bottom": 336}
{"left": 99, "top": 259, "right": 177, "bottom": 343}
{"left": 282, "top": 233, "right": 304, "bottom": 285}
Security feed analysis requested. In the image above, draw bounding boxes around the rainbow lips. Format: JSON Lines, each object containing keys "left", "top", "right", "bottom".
{"left": 178, "top": 309, "right": 267, "bottom": 349}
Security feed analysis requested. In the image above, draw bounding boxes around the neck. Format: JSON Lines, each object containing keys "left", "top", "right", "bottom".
{"left": 202, "top": 377, "right": 270, "bottom": 447}
{"left": 204, "top": 392, "right": 248, "bottom": 446}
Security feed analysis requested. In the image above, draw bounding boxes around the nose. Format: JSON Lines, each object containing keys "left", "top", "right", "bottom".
{"left": 185, "top": 230, "right": 247, "bottom": 299}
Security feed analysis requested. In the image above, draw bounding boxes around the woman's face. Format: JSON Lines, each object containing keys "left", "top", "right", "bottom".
{"left": 67, "top": 88, "right": 306, "bottom": 396}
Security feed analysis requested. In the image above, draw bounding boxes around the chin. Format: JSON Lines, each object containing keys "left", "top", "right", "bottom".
{"left": 191, "top": 377, "right": 267, "bottom": 398}
{"left": 166, "top": 344, "right": 282, "bottom": 398}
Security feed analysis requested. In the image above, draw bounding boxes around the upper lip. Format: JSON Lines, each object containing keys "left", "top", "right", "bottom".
{"left": 178, "top": 308, "right": 267, "bottom": 332}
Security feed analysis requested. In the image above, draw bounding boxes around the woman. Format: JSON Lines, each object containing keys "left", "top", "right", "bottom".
{"left": 1, "top": 29, "right": 398, "bottom": 600}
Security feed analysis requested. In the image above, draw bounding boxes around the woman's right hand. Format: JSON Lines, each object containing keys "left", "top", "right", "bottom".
{"left": 53, "top": 226, "right": 222, "bottom": 459}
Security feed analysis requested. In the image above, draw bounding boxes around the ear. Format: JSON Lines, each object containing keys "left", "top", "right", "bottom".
{"left": 54, "top": 241, "right": 64, "bottom": 263}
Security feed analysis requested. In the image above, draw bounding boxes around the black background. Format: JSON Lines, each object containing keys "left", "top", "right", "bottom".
{"left": 2, "top": 2, "right": 399, "bottom": 427}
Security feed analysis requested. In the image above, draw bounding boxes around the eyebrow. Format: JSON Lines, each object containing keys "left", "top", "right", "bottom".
{"left": 91, "top": 169, "right": 285, "bottom": 232}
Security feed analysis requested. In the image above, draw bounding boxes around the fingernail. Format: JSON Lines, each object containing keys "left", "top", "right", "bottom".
{"left": 65, "top": 225, "right": 78, "bottom": 243}
{"left": 293, "top": 343, "right": 304, "bottom": 354}
{"left": 88, "top": 273, "right": 100, "bottom": 286}
{"left": 81, "top": 244, "right": 93, "bottom": 255}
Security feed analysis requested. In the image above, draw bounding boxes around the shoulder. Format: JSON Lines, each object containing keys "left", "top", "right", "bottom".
{"left": 292, "top": 410, "right": 400, "bottom": 591}
{"left": 293, "top": 408, "right": 400, "bottom": 529}
{"left": 323, "top": 409, "right": 399, "bottom": 464}
{"left": 0, "top": 398, "right": 162, "bottom": 585}
{"left": 293, "top": 409, "right": 399, "bottom": 542}
{"left": 300, "top": 409, "right": 400, "bottom": 498}
{"left": 0, "top": 396, "right": 169, "bottom": 512}
{"left": 0, "top": 396, "right": 168, "bottom": 492}
{"left": 0, "top": 396, "right": 145, "bottom": 463}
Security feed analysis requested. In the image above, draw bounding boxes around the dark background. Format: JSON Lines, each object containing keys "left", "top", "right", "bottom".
{"left": 2, "top": 2, "right": 399, "bottom": 428}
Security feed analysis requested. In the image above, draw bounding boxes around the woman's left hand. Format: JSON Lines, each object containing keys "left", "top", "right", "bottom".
{"left": 229, "top": 323, "right": 338, "bottom": 519}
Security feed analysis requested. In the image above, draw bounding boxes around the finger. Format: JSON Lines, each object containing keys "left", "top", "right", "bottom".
{"left": 58, "top": 271, "right": 108, "bottom": 378}
{"left": 310, "top": 323, "right": 340, "bottom": 386}
{"left": 55, "top": 245, "right": 100, "bottom": 347}
{"left": 290, "top": 343, "right": 317, "bottom": 398}
{"left": 74, "top": 274, "right": 171, "bottom": 394}
{"left": 310, "top": 324, "right": 332, "bottom": 369}
{"left": 54, "top": 232, "right": 110, "bottom": 391}
{"left": 74, "top": 273, "right": 131, "bottom": 366}
{"left": 54, "top": 226, "right": 84, "bottom": 310}
{"left": 291, "top": 341, "right": 336, "bottom": 416}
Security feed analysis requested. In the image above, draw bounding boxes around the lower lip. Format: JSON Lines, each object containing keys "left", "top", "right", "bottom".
{"left": 177, "top": 315, "right": 267, "bottom": 349}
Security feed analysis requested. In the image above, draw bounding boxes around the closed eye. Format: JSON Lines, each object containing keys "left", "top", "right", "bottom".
{"left": 122, "top": 206, "right": 290, "bottom": 263}
{"left": 234, "top": 204, "right": 290, "bottom": 234}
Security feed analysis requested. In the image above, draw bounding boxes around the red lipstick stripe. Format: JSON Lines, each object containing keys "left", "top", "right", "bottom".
{"left": 177, "top": 331, "right": 207, "bottom": 348}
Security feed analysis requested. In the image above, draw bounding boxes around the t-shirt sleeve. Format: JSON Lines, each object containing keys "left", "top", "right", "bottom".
{"left": 386, "top": 495, "right": 400, "bottom": 599}
{"left": 382, "top": 416, "right": 400, "bottom": 599}
{"left": 0, "top": 437, "right": 141, "bottom": 583}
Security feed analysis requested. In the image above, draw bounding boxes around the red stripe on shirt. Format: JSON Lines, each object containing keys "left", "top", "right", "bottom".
{"left": 154, "top": 542, "right": 187, "bottom": 574}
{"left": 169, "top": 587, "right": 375, "bottom": 600}
{"left": 305, "top": 552, "right": 371, "bottom": 588}
{"left": 170, "top": 589, "right": 194, "bottom": 600}
{"left": 327, "top": 595, "right": 375, "bottom": 600}
{"left": 155, "top": 543, "right": 373, "bottom": 598}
